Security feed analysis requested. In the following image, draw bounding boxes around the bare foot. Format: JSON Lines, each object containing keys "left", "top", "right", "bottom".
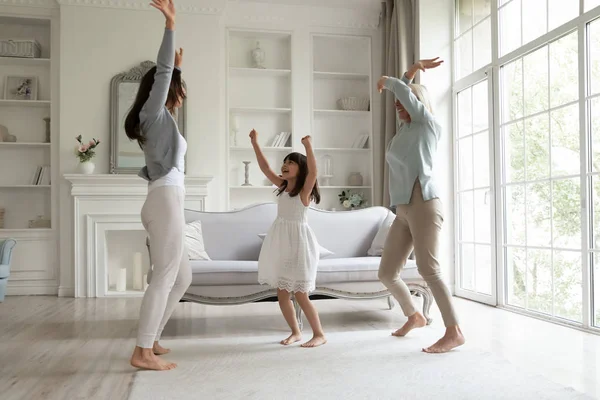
{"left": 280, "top": 332, "right": 302, "bottom": 345}
{"left": 392, "top": 312, "right": 427, "bottom": 337}
{"left": 130, "top": 347, "right": 177, "bottom": 371}
{"left": 153, "top": 341, "right": 171, "bottom": 355}
{"left": 423, "top": 327, "right": 465, "bottom": 354}
{"left": 301, "top": 335, "right": 327, "bottom": 348}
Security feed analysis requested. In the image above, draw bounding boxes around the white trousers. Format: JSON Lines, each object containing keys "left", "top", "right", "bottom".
{"left": 136, "top": 185, "right": 192, "bottom": 348}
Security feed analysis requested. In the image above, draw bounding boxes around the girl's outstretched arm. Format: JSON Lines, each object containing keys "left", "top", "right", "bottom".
{"left": 300, "top": 135, "right": 317, "bottom": 206}
{"left": 250, "top": 129, "right": 284, "bottom": 187}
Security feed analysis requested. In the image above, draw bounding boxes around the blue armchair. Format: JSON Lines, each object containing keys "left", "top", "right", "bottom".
{"left": 0, "top": 239, "right": 16, "bottom": 302}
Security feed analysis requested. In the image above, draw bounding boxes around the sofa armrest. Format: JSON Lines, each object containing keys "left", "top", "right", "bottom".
{"left": 0, "top": 239, "right": 17, "bottom": 266}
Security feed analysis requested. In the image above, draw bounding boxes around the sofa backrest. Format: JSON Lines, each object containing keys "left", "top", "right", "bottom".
{"left": 185, "top": 203, "right": 391, "bottom": 261}
{"left": 185, "top": 204, "right": 276, "bottom": 261}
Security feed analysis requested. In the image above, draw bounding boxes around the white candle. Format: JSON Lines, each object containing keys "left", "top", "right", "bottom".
{"left": 231, "top": 115, "right": 239, "bottom": 131}
{"left": 143, "top": 274, "right": 149, "bottom": 291}
{"left": 108, "top": 268, "right": 116, "bottom": 288}
{"left": 116, "top": 267, "right": 127, "bottom": 292}
{"left": 133, "top": 252, "right": 143, "bottom": 290}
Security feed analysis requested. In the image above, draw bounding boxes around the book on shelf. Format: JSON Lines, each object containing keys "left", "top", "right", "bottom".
{"left": 31, "top": 165, "right": 50, "bottom": 185}
{"left": 352, "top": 135, "right": 369, "bottom": 149}
{"left": 271, "top": 132, "right": 291, "bottom": 147}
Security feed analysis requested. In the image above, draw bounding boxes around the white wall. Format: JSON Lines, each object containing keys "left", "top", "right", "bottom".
{"left": 418, "top": 0, "right": 455, "bottom": 288}
{"left": 56, "top": 1, "right": 382, "bottom": 295}
{"left": 57, "top": 6, "right": 224, "bottom": 295}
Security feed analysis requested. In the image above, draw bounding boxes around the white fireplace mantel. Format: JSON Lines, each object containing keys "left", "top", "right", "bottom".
{"left": 64, "top": 174, "right": 212, "bottom": 197}
{"left": 65, "top": 174, "right": 212, "bottom": 297}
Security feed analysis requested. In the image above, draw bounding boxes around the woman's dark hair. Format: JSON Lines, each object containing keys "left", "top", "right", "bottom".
{"left": 124, "top": 66, "right": 186, "bottom": 148}
{"left": 276, "top": 152, "right": 320, "bottom": 204}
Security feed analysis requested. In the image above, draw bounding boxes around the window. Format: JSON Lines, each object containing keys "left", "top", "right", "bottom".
{"left": 589, "top": 18, "right": 600, "bottom": 326}
{"left": 456, "top": 0, "right": 491, "bottom": 79}
{"left": 454, "top": 1, "right": 599, "bottom": 330}
{"left": 456, "top": 81, "right": 494, "bottom": 300}
{"left": 499, "top": 0, "right": 578, "bottom": 57}
{"left": 501, "top": 32, "right": 582, "bottom": 322}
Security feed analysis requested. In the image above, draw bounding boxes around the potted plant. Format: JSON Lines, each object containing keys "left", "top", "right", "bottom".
{"left": 338, "top": 189, "right": 366, "bottom": 210}
{"left": 75, "top": 135, "right": 100, "bottom": 174}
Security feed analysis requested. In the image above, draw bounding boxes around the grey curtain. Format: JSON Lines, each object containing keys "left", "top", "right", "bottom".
{"left": 378, "top": 0, "right": 416, "bottom": 207}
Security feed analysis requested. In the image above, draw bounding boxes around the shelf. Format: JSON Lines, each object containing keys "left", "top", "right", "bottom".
{"left": 0, "top": 100, "right": 51, "bottom": 108}
{"left": 0, "top": 228, "right": 53, "bottom": 233}
{"left": 314, "top": 147, "right": 370, "bottom": 152}
{"left": 0, "top": 56, "right": 50, "bottom": 66}
{"left": 106, "top": 290, "right": 144, "bottom": 296}
{"left": 228, "top": 30, "right": 291, "bottom": 40}
{"left": 313, "top": 71, "right": 369, "bottom": 80}
{"left": 0, "top": 142, "right": 50, "bottom": 147}
{"left": 320, "top": 186, "right": 372, "bottom": 189}
{"left": 230, "top": 107, "right": 291, "bottom": 114}
{"left": 230, "top": 146, "right": 292, "bottom": 151}
{"left": 314, "top": 109, "right": 370, "bottom": 116}
{"left": 230, "top": 186, "right": 277, "bottom": 189}
{"left": 230, "top": 67, "right": 291, "bottom": 77}
{"left": 0, "top": 185, "right": 51, "bottom": 189}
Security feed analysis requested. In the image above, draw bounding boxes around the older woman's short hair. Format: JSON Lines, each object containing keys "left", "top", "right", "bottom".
{"left": 409, "top": 83, "right": 433, "bottom": 114}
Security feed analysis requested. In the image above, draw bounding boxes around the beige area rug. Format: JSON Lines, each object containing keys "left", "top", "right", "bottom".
{"left": 129, "top": 330, "right": 591, "bottom": 400}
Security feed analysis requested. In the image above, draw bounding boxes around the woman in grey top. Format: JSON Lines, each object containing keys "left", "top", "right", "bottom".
{"left": 125, "top": 0, "right": 191, "bottom": 371}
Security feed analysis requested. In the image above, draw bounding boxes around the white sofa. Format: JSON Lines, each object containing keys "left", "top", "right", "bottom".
{"left": 148, "top": 203, "right": 433, "bottom": 327}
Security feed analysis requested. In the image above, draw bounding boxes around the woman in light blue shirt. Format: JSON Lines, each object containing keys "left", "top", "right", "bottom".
{"left": 377, "top": 58, "right": 465, "bottom": 353}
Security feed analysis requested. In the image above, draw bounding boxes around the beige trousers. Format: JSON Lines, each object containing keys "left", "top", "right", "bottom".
{"left": 136, "top": 185, "right": 192, "bottom": 348}
{"left": 378, "top": 182, "right": 459, "bottom": 327}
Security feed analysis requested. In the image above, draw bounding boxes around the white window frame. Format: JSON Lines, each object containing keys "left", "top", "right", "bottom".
{"left": 452, "top": 0, "right": 600, "bottom": 333}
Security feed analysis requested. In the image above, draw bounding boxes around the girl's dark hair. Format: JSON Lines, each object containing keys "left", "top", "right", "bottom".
{"left": 124, "top": 66, "right": 186, "bottom": 148}
{"left": 276, "top": 152, "right": 320, "bottom": 204}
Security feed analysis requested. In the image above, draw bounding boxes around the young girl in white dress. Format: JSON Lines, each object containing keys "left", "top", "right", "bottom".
{"left": 250, "top": 129, "right": 327, "bottom": 348}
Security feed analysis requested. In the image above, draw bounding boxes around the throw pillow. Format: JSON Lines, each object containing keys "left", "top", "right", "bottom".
{"left": 367, "top": 212, "right": 395, "bottom": 256}
{"left": 368, "top": 212, "right": 415, "bottom": 259}
{"left": 184, "top": 220, "right": 211, "bottom": 260}
{"left": 257, "top": 233, "right": 334, "bottom": 259}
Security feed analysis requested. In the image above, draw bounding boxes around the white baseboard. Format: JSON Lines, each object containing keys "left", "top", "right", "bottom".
{"left": 6, "top": 283, "right": 58, "bottom": 296}
{"left": 58, "top": 286, "right": 75, "bottom": 297}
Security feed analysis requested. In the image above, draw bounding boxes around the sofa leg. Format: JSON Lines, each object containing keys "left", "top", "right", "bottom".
{"left": 292, "top": 295, "right": 303, "bottom": 331}
{"left": 387, "top": 295, "right": 395, "bottom": 310}
{"left": 0, "top": 279, "right": 7, "bottom": 302}
{"left": 422, "top": 287, "right": 434, "bottom": 325}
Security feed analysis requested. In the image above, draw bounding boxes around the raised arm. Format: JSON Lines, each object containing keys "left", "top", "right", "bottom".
{"left": 378, "top": 76, "right": 428, "bottom": 122}
{"left": 377, "top": 57, "right": 443, "bottom": 123}
{"left": 250, "top": 129, "right": 284, "bottom": 187}
{"left": 143, "top": 0, "right": 177, "bottom": 117}
{"left": 300, "top": 135, "right": 317, "bottom": 207}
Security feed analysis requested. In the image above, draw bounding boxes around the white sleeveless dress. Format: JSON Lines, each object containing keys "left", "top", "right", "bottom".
{"left": 258, "top": 192, "right": 319, "bottom": 293}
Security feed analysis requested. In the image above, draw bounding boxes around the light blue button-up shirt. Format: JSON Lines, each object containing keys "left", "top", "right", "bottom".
{"left": 384, "top": 75, "right": 442, "bottom": 206}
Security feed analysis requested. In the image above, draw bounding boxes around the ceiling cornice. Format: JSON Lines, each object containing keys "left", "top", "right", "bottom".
{"left": 0, "top": 0, "right": 58, "bottom": 8}
{"left": 55, "top": 0, "right": 226, "bottom": 14}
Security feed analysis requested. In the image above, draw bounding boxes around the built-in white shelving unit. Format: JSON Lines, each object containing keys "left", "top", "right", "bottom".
{"left": 226, "top": 29, "right": 293, "bottom": 210}
{"left": 311, "top": 34, "right": 373, "bottom": 211}
{"left": 0, "top": 14, "right": 58, "bottom": 294}
{"left": 225, "top": 29, "right": 374, "bottom": 212}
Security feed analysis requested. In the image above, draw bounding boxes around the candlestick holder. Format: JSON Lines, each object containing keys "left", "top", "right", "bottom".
{"left": 242, "top": 161, "right": 252, "bottom": 186}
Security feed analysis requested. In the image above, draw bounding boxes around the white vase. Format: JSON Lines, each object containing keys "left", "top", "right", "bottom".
{"left": 78, "top": 161, "right": 95, "bottom": 174}
{"left": 251, "top": 41, "right": 266, "bottom": 69}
